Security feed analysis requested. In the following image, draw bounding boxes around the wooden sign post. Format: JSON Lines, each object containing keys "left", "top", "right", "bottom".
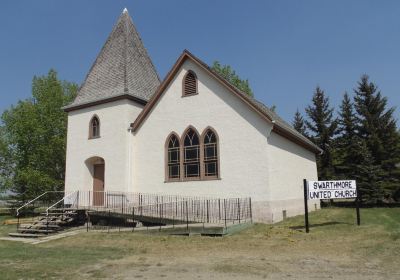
{"left": 303, "top": 179, "right": 360, "bottom": 233}
{"left": 303, "top": 179, "right": 309, "bottom": 233}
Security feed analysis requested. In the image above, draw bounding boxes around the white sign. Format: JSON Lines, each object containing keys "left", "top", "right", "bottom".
{"left": 308, "top": 180, "right": 357, "bottom": 200}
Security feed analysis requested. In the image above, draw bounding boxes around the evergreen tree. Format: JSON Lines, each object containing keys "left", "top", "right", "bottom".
{"left": 352, "top": 140, "right": 384, "bottom": 203}
{"left": 305, "top": 86, "right": 338, "bottom": 179}
{"left": 1, "top": 70, "right": 77, "bottom": 201}
{"left": 353, "top": 75, "right": 400, "bottom": 201}
{"left": 292, "top": 109, "right": 308, "bottom": 137}
{"left": 211, "top": 61, "right": 253, "bottom": 97}
{"left": 335, "top": 92, "right": 359, "bottom": 178}
{"left": 394, "top": 131, "right": 400, "bottom": 200}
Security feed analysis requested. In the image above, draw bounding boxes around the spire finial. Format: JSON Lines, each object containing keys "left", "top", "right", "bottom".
{"left": 123, "top": 8, "right": 128, "bottom": 13}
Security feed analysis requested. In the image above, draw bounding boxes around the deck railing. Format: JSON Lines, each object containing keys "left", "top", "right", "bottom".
{"left": 67, "top": 191, "right": 252, "bottom": 227}
{"left": 130, "top": 197, "right": 252, "bottom": 227}
{"left": 17, "top": 190, "right": 252, "bottom": 231}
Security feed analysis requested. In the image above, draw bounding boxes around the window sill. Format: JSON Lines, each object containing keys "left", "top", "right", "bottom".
{"left": 181, "top": 93, "right": 199, "bottom": 98}
{"left": 88, "top": 136, "right": 101, "bottom": 140}
{"left": 164, "top": 177, "right": 221, "bottom": 183}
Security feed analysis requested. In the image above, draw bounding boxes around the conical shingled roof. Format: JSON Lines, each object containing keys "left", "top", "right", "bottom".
{"left": 64, "top": 9, "right": 160, "bottom": 111}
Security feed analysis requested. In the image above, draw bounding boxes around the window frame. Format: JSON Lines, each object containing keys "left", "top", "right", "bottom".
{"left": 165, "top": 132, "right": 182, "bottom": 182}
{"left": 201, "top": 127, "right": 220, "bottom": 179}
{"left": 89, "top": 115, "right": 101, "bottom": 139}
{"left": 182, "top": 126, "right": 201, "bottom": 180}
{"left": 164, "top": 126, "right": 221, "bottom": 183}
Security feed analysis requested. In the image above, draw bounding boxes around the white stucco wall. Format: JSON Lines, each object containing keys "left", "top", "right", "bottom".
{"left": 133, "top": 59, "right": 272, "bottom": 202}
{"left": 264, "top": 132, "right": 319, "bottom": 222}
{"left": 64, "top": 99, "right": 143, "bottom": 194}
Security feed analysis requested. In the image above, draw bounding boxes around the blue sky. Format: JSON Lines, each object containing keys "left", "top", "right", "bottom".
{"left": 0, "top": 0, "right": 399, "bottom": 124}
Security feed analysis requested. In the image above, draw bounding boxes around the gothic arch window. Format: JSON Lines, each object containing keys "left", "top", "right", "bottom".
{"left": 166, "top": 133, "right": 181, "bottom": 181}
{"left": 202, "top": 128, "right": 219, "bottom": 178}
{"left": 89, "top": 116, "right": 100, "bottom": 139}
{"left": 183, "top": 127, "right": 200, "bottom": 179}
{"left": 165, "top": 127, "right": 220, "bottom": 182}
{"left": 182, "top": 70, "right": 198, "bottom": 96}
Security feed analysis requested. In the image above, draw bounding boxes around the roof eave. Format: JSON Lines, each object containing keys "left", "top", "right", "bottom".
{"left": 272, "top": 124, "right": 322, "bottom": 154}
{"left": 63, "top": 94, "right": 148, "bottom": 112}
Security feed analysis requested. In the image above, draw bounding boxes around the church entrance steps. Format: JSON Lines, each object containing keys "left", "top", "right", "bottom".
{"left": 9, "top": 209, "right": 86, "bottom": 239}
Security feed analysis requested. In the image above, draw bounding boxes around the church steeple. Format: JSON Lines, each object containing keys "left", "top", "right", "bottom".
{"left": 64, "top": 9, "right": 160, "bottom": 111}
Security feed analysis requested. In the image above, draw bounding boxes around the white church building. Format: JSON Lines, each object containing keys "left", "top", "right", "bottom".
{"left": 63, "top": 9, "right": 321, "bottom": 223}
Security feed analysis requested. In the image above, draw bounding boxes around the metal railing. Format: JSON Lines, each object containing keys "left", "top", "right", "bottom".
{"left": 45, "top": 191, "right": 79, "bottom": 216}
{"left": 16, "top": 190, "right": 252, "bottom": 233}
{"left": 16, "top": 191, "right": 66, "bottom": 216}
{"left": 64, "top": 191, "right": 218, "bottom": 211}
{"left": 130, "top": 197, "right": 252, "bottom": 227}
{"left": 15, "top": 191, "right": 69, "bottom": 231}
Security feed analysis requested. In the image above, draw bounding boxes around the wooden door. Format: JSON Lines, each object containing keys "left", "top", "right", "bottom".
{"left": 93, "top": 164, "right": 105, "bottom": 206}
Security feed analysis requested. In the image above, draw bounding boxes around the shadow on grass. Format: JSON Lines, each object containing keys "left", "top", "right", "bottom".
{"left": 289, "top": 221, "right": 351, "bottom": 231}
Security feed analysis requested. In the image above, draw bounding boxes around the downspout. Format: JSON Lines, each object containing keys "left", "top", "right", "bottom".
{"left": 127, "top": 126, "right": 134, "bottom": 192}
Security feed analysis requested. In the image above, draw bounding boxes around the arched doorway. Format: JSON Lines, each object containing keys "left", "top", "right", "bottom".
{"left": 86, "top": 157, "right": 105, "bottom": 206}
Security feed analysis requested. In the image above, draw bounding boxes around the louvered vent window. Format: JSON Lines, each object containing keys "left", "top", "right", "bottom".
{"left": 183, "top": 71, "right": 197, "bottom": 96}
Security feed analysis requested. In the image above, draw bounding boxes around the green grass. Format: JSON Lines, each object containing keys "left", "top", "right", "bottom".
{"left": 0, "top": 215, "right": 16, "bottom": 237}
{"left": 0, "top": 208, "right": 399, "bottom": 279}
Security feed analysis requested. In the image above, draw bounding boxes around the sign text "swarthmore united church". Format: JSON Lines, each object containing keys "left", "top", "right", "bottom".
{"left": 308, "top": 180, "right": 357, "bottom": 199}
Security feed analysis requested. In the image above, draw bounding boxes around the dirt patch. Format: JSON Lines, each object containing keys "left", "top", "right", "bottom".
{"left": 74, "top": 229, "right": 399, "bottom": 280}
{"left": 77, "top": 250, "right": 398, "bottom": 280}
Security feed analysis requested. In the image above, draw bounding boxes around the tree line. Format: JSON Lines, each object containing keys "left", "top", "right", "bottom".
{"left": 293, "top": 75, "right": 400, "bottom": 204}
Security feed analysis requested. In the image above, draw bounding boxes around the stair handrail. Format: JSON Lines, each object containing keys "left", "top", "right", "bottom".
{"left": 16, "top": 191, "right": 50, "bottom": 217}
{"left": 45, "top": 191, "right": 78, "bottom": 216}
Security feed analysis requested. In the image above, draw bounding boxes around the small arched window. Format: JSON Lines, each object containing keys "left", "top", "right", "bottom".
{"left": 183, "top": 128, "right": 200, "bottom": 178}
{"left": 89, "top": 116, "right": 100, "bottom": 139}
{"left": 166, "top": 134, "right": 180, "bottom": 180}
{"left": 183, "top": 71, "right": 197, "bottom": 96}
{"left": 203, "top": 129, "right": 219, "bottom": 178}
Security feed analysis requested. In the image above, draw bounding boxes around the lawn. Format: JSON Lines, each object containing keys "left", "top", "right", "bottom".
{"left": 0, "top": 208, "right": 399, "bottom": 280}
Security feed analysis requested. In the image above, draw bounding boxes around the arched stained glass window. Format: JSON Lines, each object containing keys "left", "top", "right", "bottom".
{"left": 90, "top": 116, "right": 100, "bottom": 138}
{"left": 203, "top": 129, "right": 219, "bottom": 178}
{"left": 167, "top": 134, "right": 180, "bottom": 180}
{"left": 183, "top": 128, "right": 200, "bottom": 178}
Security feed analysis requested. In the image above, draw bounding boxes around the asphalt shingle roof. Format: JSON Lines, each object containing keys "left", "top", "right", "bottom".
{"left": 64, "top": 9, "right": 160, "bottom": 110}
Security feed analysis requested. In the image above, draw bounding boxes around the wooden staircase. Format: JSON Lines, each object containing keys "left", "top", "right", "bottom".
{"left": 9, "top": 209, "right": 85, "bottom": 238}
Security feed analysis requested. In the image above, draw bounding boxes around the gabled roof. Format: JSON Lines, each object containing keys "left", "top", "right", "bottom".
{"left": 63, "top": 9, "right": 160, "bottom": 112}
{"left": 132, "top": 50, "right": 322, "bottom": 154}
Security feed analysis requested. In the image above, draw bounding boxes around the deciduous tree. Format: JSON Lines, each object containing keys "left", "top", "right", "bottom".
{"left": 211, "top": 61, "right": 253, "bottom": 97}
{"left": 1, "top": 70, "right": 77, "bottom": 200}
